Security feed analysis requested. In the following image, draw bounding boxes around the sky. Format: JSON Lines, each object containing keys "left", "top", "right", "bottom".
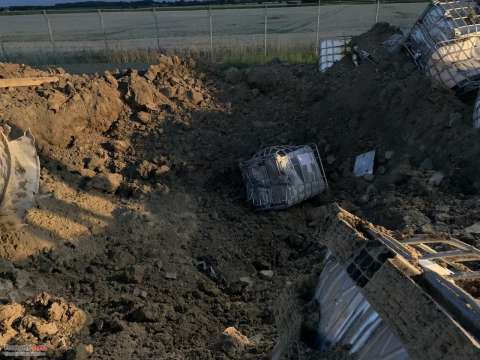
{"left": 2, "top": 0, "right": 143, "bottom": 6}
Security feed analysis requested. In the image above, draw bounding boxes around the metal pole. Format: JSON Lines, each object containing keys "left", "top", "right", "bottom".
{"left": 152, "top": 6, "right": 161, "bottom": 51}
{"left": 42, "top": 10, "right": 56, "bottom": 53}
{"left": 0, "top": 38, "right": 6, "bottom": 61}
{"left": 97, "top": 9, "right": 108, "bottom": 51}
{"left": 264, "top": 4, "right": 268, "bottom": 58}
{"left": 208, "top": 6, "right": 213, "bottom": 61}
{"left": 316, "top": 0, "right": 321, "bottom": 55}
{"left": 375, "top": 0, "right": 380, "bottom": 23}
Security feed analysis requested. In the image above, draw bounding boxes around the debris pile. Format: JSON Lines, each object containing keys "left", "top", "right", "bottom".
{"left": 0, "top": 293, "right": 87, "bottom": 356}
{"left": 0, "top": 19, "right": 479, "bottom": 359}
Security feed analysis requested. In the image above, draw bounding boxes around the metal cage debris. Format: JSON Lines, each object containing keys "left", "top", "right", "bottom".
{"left": 405, "top": 0, "right": 480, "bottom": 93}
{"left": 319, "top": 38, "right": 351, "bottom": 72}
{"left": 240, "top": 145, "right": 327, "bottom": 210}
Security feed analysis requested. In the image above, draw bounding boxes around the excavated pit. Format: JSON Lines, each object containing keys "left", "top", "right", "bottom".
{"left": 0, "top": 23, "right": 479, "bottom": 359}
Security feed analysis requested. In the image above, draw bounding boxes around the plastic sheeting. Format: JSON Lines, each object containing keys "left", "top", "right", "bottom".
{"left": 353, "top": 150, "right": 375, "bottom": 177}
{"left": 314, "top": 256, "right": 410, "bottom": 360}
{"left": 240, "top": 145, "right": 327, "bottom": 210}
{"left": 0, "top": 129, "right": 40, "bottom": 220}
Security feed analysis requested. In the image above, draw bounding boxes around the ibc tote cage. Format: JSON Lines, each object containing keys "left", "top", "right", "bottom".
{"left": 240, "top": 144, "right": 328, "bottom": 211}
{"left": 405, "top": 0, "right": 480, "bottom": 93}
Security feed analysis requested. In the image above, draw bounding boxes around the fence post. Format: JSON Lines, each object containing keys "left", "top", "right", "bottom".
{"left": 375, "top": 0, "right": 380, "bottom": 23}
{"left": 208, "top": 6, "right": 213, "bottom": 61}
{"left": 316, "top": 0, "right": 321, "bottom": 55}
{"left": 42, "top": 10, "right": 56, "bottom": 53}
{"left": 97, "top": 9, "right": 108, "bottom": 51}
{"left": 264, "top": 4, "right": 268, "bottom": 58}
{"left": 0, "top": 38, "right": 6, "bottom": 61}
{"left": 152, "top": 6, "right": 161, "bottom": 50}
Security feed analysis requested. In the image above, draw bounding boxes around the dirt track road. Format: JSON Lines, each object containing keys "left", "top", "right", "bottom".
{"left": 0, "top": 2, "right": 427, "bottom": 54}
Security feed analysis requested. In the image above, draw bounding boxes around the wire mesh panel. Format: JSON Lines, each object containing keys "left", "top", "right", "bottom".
{"left": 319, "top": 38, "right": 351, "bottom": 72}
{"left": 405, "top": 0, "right": 480, "bottom": 92}
{"left": 240, "top": 145, "right": 327, "bottom": 210}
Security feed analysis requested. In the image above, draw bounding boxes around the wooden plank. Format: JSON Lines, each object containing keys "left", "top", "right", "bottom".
{"left": 0, "top": 76, "right": 59, "bottom": 89}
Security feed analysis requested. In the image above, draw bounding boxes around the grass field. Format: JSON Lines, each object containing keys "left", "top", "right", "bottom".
{"left": 0, "top": 2, "right": 428, "bottom": 67}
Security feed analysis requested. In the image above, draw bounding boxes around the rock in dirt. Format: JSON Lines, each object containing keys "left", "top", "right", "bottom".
{"left": 239, "top": 276, "right": 254, "bottom": 287}
{"left": 253, "top": 259, "right": 271, "bottom": 271}
{"left": 164, "top": 272, "right": 177, "bottom": 280}
{"left": 32, "top": 319, "right": 59, "bottom": 336}
{"left": 429, "top": 172, "right": 445, "bottom": 186}
{"left": 144, "top": 65, "right": 165, "bottom": 81}
{"left": 385, "top": 150, "right": 394, "bottom": 160}
{"left": 104, "top": 71, "right": 118, "bottom": 87}
{"left": 246, "top": 67, "right": 280, "bottom": 93}
{"left": 155, "top": 165, "right": 170, "bottom": 177}
{"left": 259, "top": 270, "right": 274, "bottom": 280}
{"left": 224, "top": 67, "right": 243, "bottom": 84}
{"left": 137, "top": 160, "right": 157, "bottom": 179}
{"left": 47, "top": 90, "right": 67, "bottom": 112}
{"left": 64, "top": 343, "right": 94, "bottom": 360}
{"left": 187, "top": 89, "right": 204, "bottom": 105}
{"left": 127, "top": 304, "right": 177, "bottom": 322}
{"left": 110, "top": 139, "right": 130, "bottom": 153}
{"left": 465, "top": 222, "right": 480, "bottom": 234}
{"left": 0, "top": 303, "right": 25, "bottom": 326}
{"left": 136, "top": 111, "right": 151, "bottom": 124}
{"left": 126, "top": 72, "right": 171, "bottom": 111}
{"left": 198, "top": 281, "right": 221, "bottom": 297}
{"left": 159, "top": 86, "right": 176, "bottom": 98}
{"left": 121, "top": 265, "right": 145, "bottom": 284}
{"left": 219, "top": 327, "right": 251, "bottom": 357}
{"left": 90, "top": 173, "right": 123, "bottom": 193}
{"left": 48, "top": 302, "right": 65, "bottom": 321}
{"left": 0, "top": 293, "right": 87, "bottom": 351}
{"left": 127, "top": 306, "right": 161, "bottom": 323}
{"left": 80, "top": 168, "right": 96, "bottom": 178}
{"left": 133, "top": 288, "right": 148, "bottom": 299}
{"left": 87, "top": 155, "right": 107, "bottom": 171}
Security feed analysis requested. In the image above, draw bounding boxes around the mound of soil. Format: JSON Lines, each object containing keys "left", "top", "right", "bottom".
{"left": 0, "top": 23, "right": 478, "bottom": 359}
{"left": 0, "top": 292, "right": 87, "bottom": 356}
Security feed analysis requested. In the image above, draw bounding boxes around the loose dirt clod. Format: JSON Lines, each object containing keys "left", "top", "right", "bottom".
{"left": 0, "top": 293, "right": 87, "bottom": 353}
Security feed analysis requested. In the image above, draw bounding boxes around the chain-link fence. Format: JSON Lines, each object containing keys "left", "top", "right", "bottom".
{"left": 0, "top": 2, "right": 428, "bottom": 63}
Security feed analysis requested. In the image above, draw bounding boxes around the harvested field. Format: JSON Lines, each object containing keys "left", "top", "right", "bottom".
{"left": 0, "top": 21, "right": 479, "bottom": 359}
{"left": 0, "top": 3, "right": 427, "bottom": 56}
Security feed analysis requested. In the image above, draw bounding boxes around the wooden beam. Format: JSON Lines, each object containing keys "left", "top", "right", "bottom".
{"left": 0, "top": 76, "right": 59, "bottom": 89}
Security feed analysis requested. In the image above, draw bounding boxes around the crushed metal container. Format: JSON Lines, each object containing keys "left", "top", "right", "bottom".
{"left": 240, "top": 145, "right": 327, "bottom": 210}
{"left": 315, "top": 254, "right": 410, "bottom": 359}
{"left": 405, "top": 0, "right": 480, "bottom": 93}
